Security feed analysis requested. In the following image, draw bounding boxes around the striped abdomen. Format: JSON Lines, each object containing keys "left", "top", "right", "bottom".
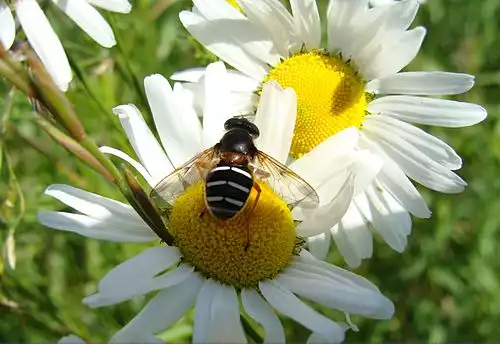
{"left": 204, "top": 164, "right": 254, "bottom": 219}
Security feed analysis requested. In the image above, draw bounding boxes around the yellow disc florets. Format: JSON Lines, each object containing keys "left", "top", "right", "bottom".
{"left": 169, "top": 181, "right": 296, "bottom": 288}
{"left": 264, "top": 50, "right": 368, "bottom": 158}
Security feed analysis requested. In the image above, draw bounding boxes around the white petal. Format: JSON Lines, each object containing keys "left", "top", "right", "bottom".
{"left": 238, "top": 0, "right": 294, "bottom": 57}
{"left": 194, "top": 0, "right": 245, "bottom": 20}
{"left": 193, "top": 279, "right": 219, "bottom": 343}
{"left": 38, "top": 211, "right": 156, "bottom": 242}
{"left": 241, "top": 288, "right": 285, "bottom": 344}
{"left": 15, "top": 0, "right": 72, "bottom": 91}
{"left": 365, "top": 115, "right": 462, "bottom": 170}
{"left": 193, "top": 0, "right": 280, "bottom": 66}
{"left": 254, "top": 80, "right": 297, "bottom": 164}
{"left": 359, "top": 133, "right": 431, "bottom": 218}
{"left": 44, "top": 184, "right": 144, "bottom": 224}
{"left": 297, "top": 250, "right": 381, "bottom": 292}
{"left": 193, "top": 280, "right": 246, "bottom": 343}
{"left": 86, "top": 264, "right": 196, "bottom": 309}
{"left": 288, "top": 127, "right": 359, "bottom": 190}
{"left": 51, "top": 0, "right": 115, "bottom": 47}
{"left": 260, "top": 280, "right": 345, "bottom": 343}
{"left": 290, "top": 0, "right": 321, "bottom": 49}
{"left": 202, "top": 62, "right": 233, "bottom": 149}
{"left": 87, "top": 0, "right": 131, "bottom": 13}
{"left": 112, "top": 105, "right": 173, "bottom": 183}
{"left": 0, "top": 1, "right": 15, "bottom": 50}
{"left": 368, "top": 95, "right": 487, "bottom": 128}
{"left": 363, "top": 27, "right": 426, "bottom": 80}
{"left": 346, "top": 0, "right": 419, "bottom": 67}
{"left": 307, "top": 231, "right": 332, "bottom": 261}
{"left": 363, "top": 120, "right": 467, "bottom": 193}
{"left": 144, "top": 74, "right": 202, "bottom": 167}
{"left": 59, "top": 335, "right": 86, "bottom": 344}
{"left": 171, "top": 67, "right": 260, "bottom": 93}
{"left": 327, "top": 0, "right": 368, "bottom": 53}
{"left": 297, "top": 173, "right": 354, "bottom": 237}
{"left": 353, "top": 150, "right": 383, "bottom": 195}
{"left": 100, "top": 146, "right": 155, "bottom": 186}
{"left": 109, "top": 272, "right": 204, "bottom": 344}
{"left": 83, "top": 248, "right": 191, "bottom": 308}
{"left": 367, "top": 72, "right": 475, "bottom": 95}
{"left": 332, "top": 201, "right": 373, "bottom": 268}
{"left": 92, "top": 246, "right": 180, "bottom": 292}
{"left": 179, "top": 10, "right": 269, "bottom": 80}
{"left": 360, "top": 184, "right": 411, "bottom": 252}
{"left": 279, "top": 262, "right": 394, "bottom": 319}
{"left": 261, "top": 0, "right": 303, "bottom": 52}
{"left": 209, "top": 284, "right": 246, "bottom": 343}
{"left": 331, "top": 223, "right": 363, "bottom": 268}
{"left": 307, "top": 331, "right": 341, "bottom": 344}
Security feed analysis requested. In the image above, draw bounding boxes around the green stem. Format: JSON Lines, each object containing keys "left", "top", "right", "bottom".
{"left": 241, "top": 316, "right": 264, "bottom": 344}
{"left": 0, "top": 60, "right": 34, "bottom": 96}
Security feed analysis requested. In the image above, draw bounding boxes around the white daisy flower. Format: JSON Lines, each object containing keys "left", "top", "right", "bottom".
{"left": 38, "top": 63, "right": 394, "bottom": 343}
{"left": 0, "top": 0, "right": 131, "bottom": 91}
{"left": 175, "top": 0, "right": 487, "bottom": 267}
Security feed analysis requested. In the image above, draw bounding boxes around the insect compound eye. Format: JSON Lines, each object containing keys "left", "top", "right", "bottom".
{"left": 224, "top": 117, "right": 260, "bottom": 138}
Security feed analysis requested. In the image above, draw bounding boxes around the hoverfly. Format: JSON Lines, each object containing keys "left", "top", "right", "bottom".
{"left": 150, "top": 117, "right": 319, "bottom": 248}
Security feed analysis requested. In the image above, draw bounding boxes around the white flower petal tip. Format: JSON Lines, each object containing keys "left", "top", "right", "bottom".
{"left": 58, "top": 335, "right": 86, "bottom": 344}
{"left": 369, "top": 96, "right": 487, "bottom": 128}
{"left": 143, "top": 71, "right": 203, "bottom": 167}
{"left": 367, "top": 72, "right": 476, "bottom": 96}
{"left": 254, "top": 80, "right": 297, "bottom": 163}
{"left": 52, "top": 0, "right": 116, "bottom": 48}
{"left": 292, "top": 252, "right": 396, "bottom": 320}
{"left": 99, "top": 146, "right": 154, "bottom": 185}
{"left": 15, "top": 0, "right": 72, "bottom": 91}
{"left": 259, "top": 280, "right": 346, "bottom": 343}
{"left": 83, "top": 248, "right": 187, "bottom": 309}
{"left": 88, "top": 0, "right": 132, "bottom": 13}
{"left": 144, "top": 73, "right": 169, "bottom": 88}
{"left": 0, "top": 1, "right": 15, "bottom": 50}
{"left": 112, "top": 104, "right": 135, "bottom": 118}
{"left": 170, "top": 67, "right": 207, "bottom": 83}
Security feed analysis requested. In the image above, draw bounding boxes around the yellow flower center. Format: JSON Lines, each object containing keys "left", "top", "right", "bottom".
{"left": 264, "top": 51, "right": 368, "bottom": 158}
{"left": 169, "top": 181, "right": 296, "bottom": 288}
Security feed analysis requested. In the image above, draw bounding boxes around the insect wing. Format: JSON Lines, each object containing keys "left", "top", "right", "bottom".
{"left": 150, "top": 147, "right": 217, "bottom": 212}
{"left": 252, "top": 151, "right": 319, "bottom": 210}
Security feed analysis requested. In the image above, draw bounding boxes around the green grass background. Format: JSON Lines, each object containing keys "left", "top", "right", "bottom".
{"left": 1, "top": 0, "right": 499, "bottom": 342}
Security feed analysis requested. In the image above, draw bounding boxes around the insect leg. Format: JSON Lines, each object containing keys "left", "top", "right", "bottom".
{"left": 244, "top": 182, "right": 262, "bottom": 251}
{"left": 199, "top": 207, "right": 207, "bottom": 218}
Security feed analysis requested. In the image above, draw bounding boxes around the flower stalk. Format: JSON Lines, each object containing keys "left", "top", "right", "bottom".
{"left": 121, "top": 165, "right": 174, "bottom": 245}
{"left": 33, "top": 113, "right": 115, "bottom": 182}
